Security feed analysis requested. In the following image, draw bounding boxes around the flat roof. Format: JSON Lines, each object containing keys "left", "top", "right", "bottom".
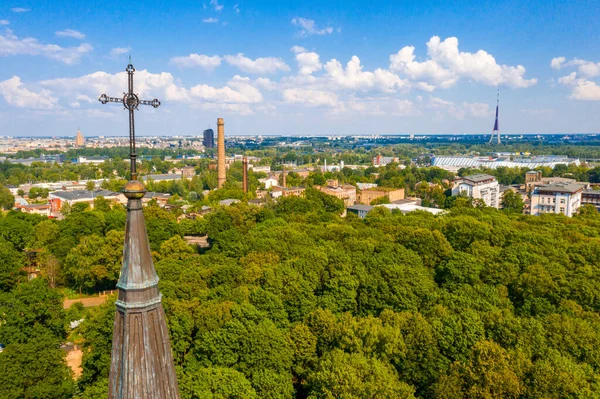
{"left": 462, "top": 173, "right": 496, "bottom": 183}
{"left": 50, "top": 189, "right": 119, "bottom": 200}
{"left": 535, "top": 183, "right": 586, "bottom": 194}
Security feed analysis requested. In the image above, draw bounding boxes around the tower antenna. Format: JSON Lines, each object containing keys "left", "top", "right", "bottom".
{"left": 489, "top": 87, "right": 501, "bottom": 145}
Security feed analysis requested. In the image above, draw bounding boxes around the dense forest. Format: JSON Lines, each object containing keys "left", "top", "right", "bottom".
{"left": 2, "top": 191, "right": 600, "bottom": 398}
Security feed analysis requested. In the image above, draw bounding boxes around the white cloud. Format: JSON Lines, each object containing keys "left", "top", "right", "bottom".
{"left": 224, "top": 53, "right": 290, "bottom": 74}
{"left": 11, "top": 7, "right": 30, "bottom": 13}
{"left": 170, "top": 53, "right": 222, "bottom": 70}
{"left": 324, "top": 55, "right": 407, "bottom": 92}
{"left": 0, "top": 29, "right": 92, "bottom": 64}
{"left": 291, "top": 46, "right": 322, "bottom": 75}
{"left": 550, "top": 57, "right": 566, "bottom": 70}
{"left": 0, "top": 76, "right": 58, "bottom": 109}
{"left": 0, "top": 20, "right": 9, "bottom": 26}
{"left": 557, "top": 72, "right": 600, "bottom": 100}
{"left": 203, "top": 17, "right": 218, "bottom": 23}
{"left": 109, "top": 47, "right": 130, "bottom": 57}
{"left": 283, "top": 88, "right": 338, "bottom": 107}
{"left": 55, "top": 29, "right": 85, "bottom": 40}
{"left": 234, "top": 4, "right": 240, "bottom": 13}
{"left": 390, "top": 36, "right": 536, "bottom": 89}
{"left": 210, "top": 0, "right": 223, "bottom": 11}
{"left": 291, "top": 18, "right": 334, "bottom": 36}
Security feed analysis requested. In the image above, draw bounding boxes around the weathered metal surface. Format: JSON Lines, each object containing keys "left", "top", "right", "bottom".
{"left": 101, "top": 63, "right": 180, "bottom": 399}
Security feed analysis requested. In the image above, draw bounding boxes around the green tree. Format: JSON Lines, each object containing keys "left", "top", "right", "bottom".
{"left": 306, "top": 349, "right": 416, "bottom": 398}
{"left": 0, "top": 185, "right": 15, "bottom": 209}
{"left": 501, "top": 191, "right": 524, "bottom": 213}
{"left": 0, "top": 335, "right": 75, "bottom": 399}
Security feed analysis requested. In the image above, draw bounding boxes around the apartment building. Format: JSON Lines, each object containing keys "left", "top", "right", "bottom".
{"left": 452, "top": 174, "right": 500, "bottom": 208}
{"left": 530, "top": 183, "right": 585, "bottom": 217}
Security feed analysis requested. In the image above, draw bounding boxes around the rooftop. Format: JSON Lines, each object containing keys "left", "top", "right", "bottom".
{"left": 461, "top": 173, "right": 497, "bottom": 183}
{"left": 535, "top": 183, "right": 586, "bottom": 194}
{"left": 348, "top": 204, "right": 375, "bottom": 212}
{"left": 50, "top": 189, "right": 120, "bottom": 200}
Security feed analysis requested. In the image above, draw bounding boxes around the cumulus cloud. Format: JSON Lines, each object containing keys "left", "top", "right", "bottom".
{"left": 552, "top": 56, "right": 600, "bottom": 78}
{"left": 170, "top": 53, "right": 222, "bottom": 70}
{"left": 0, "top": 29, "right": 92, "bottom": 64}
{"left": 39, "top": 70, "right": 267, "bottom": 114}
{"left": 55, "top": 29, "right": 85, "bottom": 40}
{"left": 292, "top": 46, "right": 322, "bottom": 75}
{"left": 554, "top": 57, "right": 600, "bottom": 100}
{"left": 283, "top": 88, "right": 338, "bottom": 107}
{"left": 325, "top": 56, "right": 407, "bottom": 92}
{"left": 203, "top": 17, "right": 218, "bottom": 23}
{"left": 291, "top": 18, "right": 334, "bottom": 36}
{"left": 550, "top": 57, "right": 566, "bottom": 70}
{"left": 234, "top": 4, "right": 240, "bottom": 13}
{"left": 0, "top": 20, "right": 9, "bottom": 26}
{"left": 390, "top": 36, "right": 536, "bottom": 89}
{"left": 224, "top": 53, "right": 290, "bottom": 74}
{"left": 11, "top": 7, "right": 30, "bottom": 13}
{"left": 109, "top": 47, "right": 130, "bottom": 57}
{"left": 0, "top": 76, "right": 58, "bottom": 109}
{"left": 557, "top": 72, "right": 600, "bottom": 100}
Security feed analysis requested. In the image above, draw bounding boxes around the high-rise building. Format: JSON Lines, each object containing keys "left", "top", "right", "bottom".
{"left": 217, "top": 118, "right": 226, "bottom": 188}
{"left": 75, "top": 129, "right": 85, "bottom": 147}
{"left": 203, "top": 128, "right": 215, "bottom": 148}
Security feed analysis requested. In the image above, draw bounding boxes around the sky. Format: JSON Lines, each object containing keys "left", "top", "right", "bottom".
{"left": 0, "top": 0, "right": 600, "bottom": 137}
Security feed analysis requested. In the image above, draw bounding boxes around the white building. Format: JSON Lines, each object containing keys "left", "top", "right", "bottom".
{"left": 452, "top": 174, "right": 500, "bottom": 208}
{"left": 530, "top": 183, "right": 585, "bottom": 217}
{"left": 259, "top": 177, "right": 279, "bottom": 189}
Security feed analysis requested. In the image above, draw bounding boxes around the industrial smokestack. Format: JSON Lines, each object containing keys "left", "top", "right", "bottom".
{"left": 217, "top": 118, "right": 225, "bottom": 189}
{"left": 282, "top": 164, "right": 286, "bottom": 188}
{"left": 242, "top": 156, "right": 248, "bottom": 193}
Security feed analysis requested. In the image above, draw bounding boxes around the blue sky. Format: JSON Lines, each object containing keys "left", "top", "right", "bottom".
{"left": 1, "top": 0, "right": 600, "bottom": 137}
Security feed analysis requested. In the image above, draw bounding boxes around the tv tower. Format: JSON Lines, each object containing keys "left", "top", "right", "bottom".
{"left": 489, "top": 88, "right": 501, "bottom": 145}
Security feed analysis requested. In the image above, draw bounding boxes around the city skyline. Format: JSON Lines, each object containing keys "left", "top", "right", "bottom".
{"left": 1, "top": 0, "right": 600, "bottom": 137}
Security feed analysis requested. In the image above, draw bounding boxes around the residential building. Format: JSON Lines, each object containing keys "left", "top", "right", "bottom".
{"left": 452, "top": 174, "right": 500, "bottom": 208}
{"left": 372, "top": 155, "right": 400, "bottom": 167}
{"left": 347, "top": 204, "right": 374, "bottom": 218}
{"left": 316, "top": 184, "right": 357, "bottom": 207}
{"left": 357, "top": 187, "right": 405, "bottom": 205}
{"left": 203, "top": 128, "right": 215, "bottom": 148}
{"left": 19, "top": 203, "right": 52, "bottom": 217}
{"left": 270, "top": 186, "right": 305, "bottom": 198}
{"left": 582, "top": 189, "right": 600, "bottom": 211}
{"left": 251, "top": 165, "right": 271, "bottom": 174}
{"left": 530, "top": 183, "right": 585, "bottom": 216}
{"left": 49, "top": 189, "right": 125, "bottom": 211}
{"left": 524, "top": 170, "right": 576, "bottom": 193}
{"left": 181, "top": 166, "right": 195, "bottom": 179}
{"left": 142, "top": 192, "right": 171, "bottom": 207}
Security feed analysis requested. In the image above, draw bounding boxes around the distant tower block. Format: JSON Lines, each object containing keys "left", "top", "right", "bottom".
{"left": 242, "top": 156, "right": 248, "bottom": 193}
{"left": 217, "top": 118, "right": 226, "bottom": 188}
{"left": 75, "top": 128, "right": 85, "bottom": 147}
{"left": 489, "top": 89, "right": 501, "bottom": 145}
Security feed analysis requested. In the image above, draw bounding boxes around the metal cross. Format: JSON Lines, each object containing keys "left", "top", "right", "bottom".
{"left": 98, "top": 63, "right": 161, "bottom": 181}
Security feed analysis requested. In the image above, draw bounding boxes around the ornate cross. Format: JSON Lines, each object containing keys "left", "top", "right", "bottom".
{"left": 98, "top": 62, "right": 160, "bottom": 181}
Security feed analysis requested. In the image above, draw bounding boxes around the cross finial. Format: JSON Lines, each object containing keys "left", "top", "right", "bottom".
{"left": 98, "top": 63, "right": 161, "bottom": 185}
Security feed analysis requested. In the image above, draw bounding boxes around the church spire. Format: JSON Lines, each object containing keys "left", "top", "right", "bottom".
{"left": 101, "top": 63, "right": 180, "bottom": 399}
